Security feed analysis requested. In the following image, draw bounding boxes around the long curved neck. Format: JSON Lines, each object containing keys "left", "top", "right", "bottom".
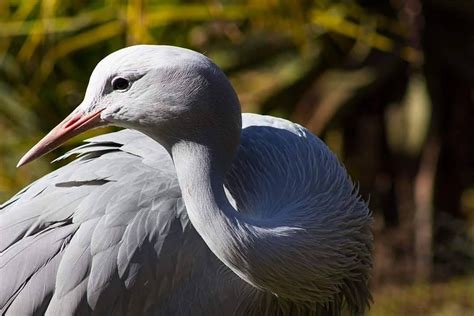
{"left": 170, "top": 140, "right": 257, "bottom": 283}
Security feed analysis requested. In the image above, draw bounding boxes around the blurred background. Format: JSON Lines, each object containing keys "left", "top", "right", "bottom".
{"left": 0, "top": 0, "right": 473, "bottom": 314}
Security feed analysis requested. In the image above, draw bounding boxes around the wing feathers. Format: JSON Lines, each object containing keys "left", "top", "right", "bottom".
{"left": 55, "top": 219, "right": 97, "bottom": 298}
{"left": 0, "top": 224, "right": 77, "bottom": 309}
{"left": 6, "top": 251, "right": 62, "bottom": 315}
{"left": 87, "top": 244, "right": 121, "bottom": 308}
{"left": 1, "top": 129, "right": 233, "bottom": 314}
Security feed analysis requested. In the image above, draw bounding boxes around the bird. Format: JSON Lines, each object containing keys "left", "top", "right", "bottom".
{"left": 0, "top": 45, "right": 372, "bottom": 316}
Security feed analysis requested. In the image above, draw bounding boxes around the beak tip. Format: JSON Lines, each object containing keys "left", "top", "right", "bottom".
{"left": 17, "top": 148, "right": 36, "bottom": 168}
{"left": 16, "top": 155, "right": 29, "bottom": 168}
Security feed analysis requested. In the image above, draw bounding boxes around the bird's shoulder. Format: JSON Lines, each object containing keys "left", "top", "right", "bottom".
{"left": 242, "top": 113, "right": 307, "bottom": 135}
{"left": 240, "top": 113, "right": 327, "bottom": 156}
{"left": 228, "top": 114, "right": 354, "bottom": 221}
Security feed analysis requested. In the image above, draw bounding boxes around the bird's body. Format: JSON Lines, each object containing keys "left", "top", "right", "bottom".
{"left": 0, "top": 46, "right": 372, "bottom": 315}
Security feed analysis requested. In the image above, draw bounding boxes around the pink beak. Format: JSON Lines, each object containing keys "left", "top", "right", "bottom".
{"left": 17, "top": 109, "right": 105, "bottom": 167}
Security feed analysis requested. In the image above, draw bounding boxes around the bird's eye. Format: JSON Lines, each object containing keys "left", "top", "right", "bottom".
{"left": 112, "top": 77, "right": 130, "bottom": 91}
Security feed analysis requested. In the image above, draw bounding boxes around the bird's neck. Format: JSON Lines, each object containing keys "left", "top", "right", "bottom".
{"left": 170, "top": 141, "right": 257, "bottom": 283}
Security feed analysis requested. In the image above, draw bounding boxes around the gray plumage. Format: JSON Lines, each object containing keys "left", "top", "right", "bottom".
{"left": 0, "top": 45, "right": 372, "bottom": 316}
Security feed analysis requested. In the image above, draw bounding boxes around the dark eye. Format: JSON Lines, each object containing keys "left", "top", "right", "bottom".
{"left": 112, "top": 77, "right": 130, "bottom": 91}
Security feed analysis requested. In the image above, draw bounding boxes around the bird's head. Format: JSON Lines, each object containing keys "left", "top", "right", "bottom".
{"left": 17, "top": 45, "right": 242, "bottom": 167}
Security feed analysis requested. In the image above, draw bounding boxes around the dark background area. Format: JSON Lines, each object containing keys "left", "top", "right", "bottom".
{"left": 1, "top": 1, "right": 473, "bottom": 314}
